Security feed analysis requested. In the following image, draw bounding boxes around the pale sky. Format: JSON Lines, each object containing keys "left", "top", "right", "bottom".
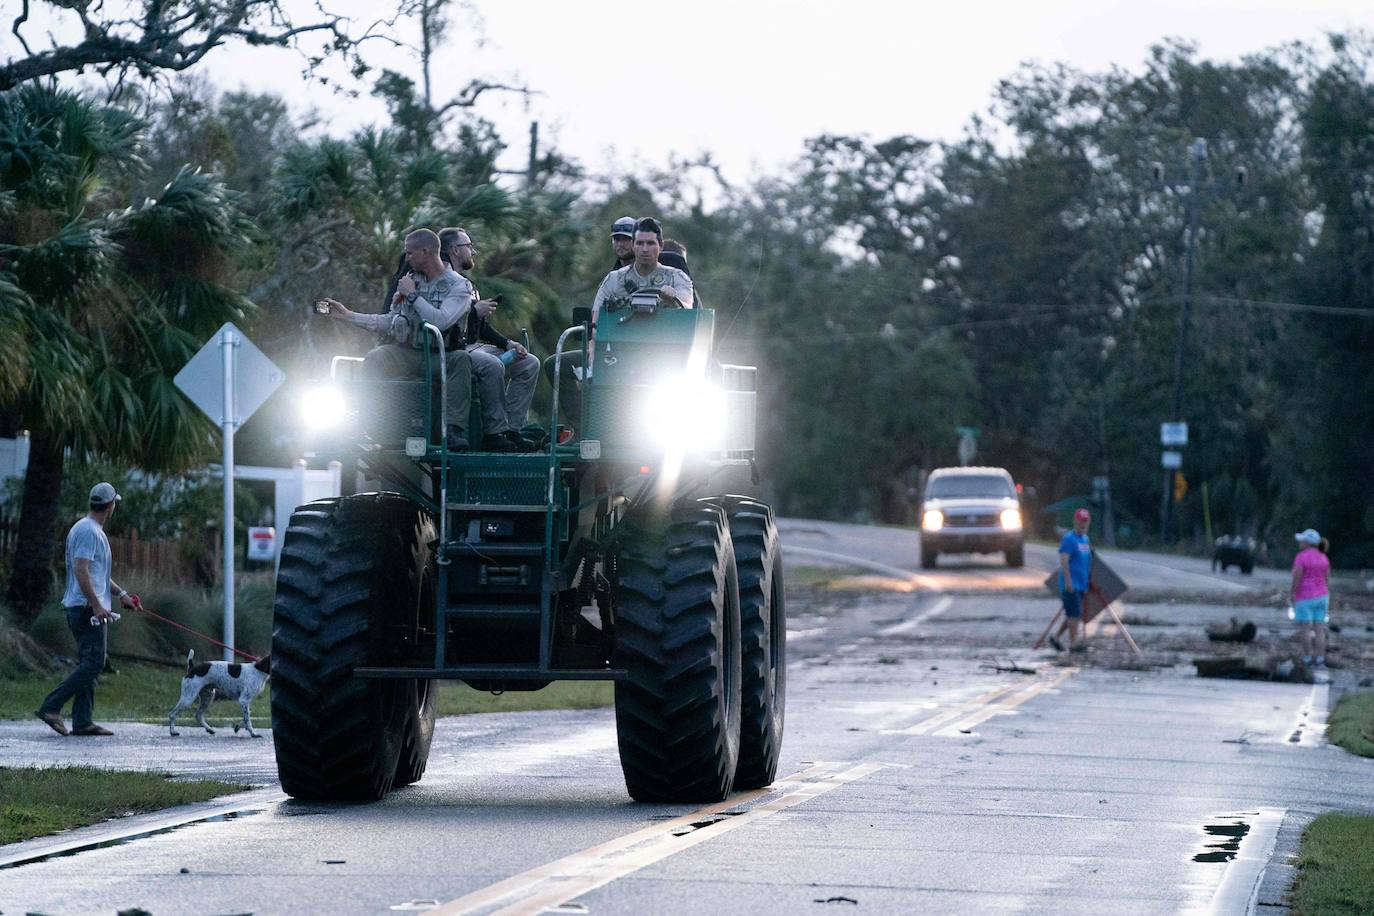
{"left": 6, "top": 0, "right": 1369, "bottom": 188}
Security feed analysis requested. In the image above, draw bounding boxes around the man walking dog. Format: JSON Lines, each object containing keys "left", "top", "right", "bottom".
{"left": 34, "top": 482, "right": 139, "bottom": 737}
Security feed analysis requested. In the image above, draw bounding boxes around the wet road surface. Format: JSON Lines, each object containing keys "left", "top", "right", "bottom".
{"left": 1, "top": 518, "right": 1367, "bottom": 915}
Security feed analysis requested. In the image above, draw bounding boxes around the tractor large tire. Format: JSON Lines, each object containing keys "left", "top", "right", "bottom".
{"left": 703, "top": 497, "right": 785, "bottom": 789}
{"left": 271, "top": 494, "right": 434, "bottom": 801}
{"left": 613, "top": 504, "right": 742, "bottom": 803}
{"left": 395, "top": 677, "right": 439, "bottom": 788}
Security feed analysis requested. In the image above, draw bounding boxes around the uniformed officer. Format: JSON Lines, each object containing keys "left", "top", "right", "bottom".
{"left": 544, "top": 217, "right": 694, "bottom": 429}
{"left": 320, "top": 228, "right": 474, "bottom": 450}
{"left": 439, "top": 226, "right": 539, "bottom": 452}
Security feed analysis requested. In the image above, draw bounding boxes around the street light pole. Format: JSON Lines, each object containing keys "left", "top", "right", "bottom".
{"left": 1159, "top": 137, "right": 1207, "bottom": 542}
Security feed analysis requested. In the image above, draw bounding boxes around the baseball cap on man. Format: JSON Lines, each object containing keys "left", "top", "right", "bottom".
{"left": 1073, "top": 508, "right": 1091, "bottom": 522}
{"left": 611, "top": 216, "right": 637, "bottom": 238}
{"left": 89, "top": 482, "right": 121, "bottom": 505}
{"left": 1295, "top": 528, "right": 1321, "bottom": 545}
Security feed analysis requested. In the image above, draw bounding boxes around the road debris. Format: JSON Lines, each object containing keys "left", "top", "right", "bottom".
{"left": 1206, "top": 618, "right": 1258, "bottom": 643}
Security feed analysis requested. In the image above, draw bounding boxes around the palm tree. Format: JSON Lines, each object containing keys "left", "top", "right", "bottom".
{"left": 0, "top": 85, "right": 253, "bottom": 624}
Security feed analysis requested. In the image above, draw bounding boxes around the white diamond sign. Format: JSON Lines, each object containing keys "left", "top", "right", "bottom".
{"left": 173, "top": 322, "right": 284, "bottom": 662}
{"left": 174, "top": 322, "right": 284, "bottom": 426}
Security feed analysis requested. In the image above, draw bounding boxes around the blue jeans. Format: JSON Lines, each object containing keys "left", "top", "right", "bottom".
{"left": 39, "top": 607, "right": 108, "bottom": 730}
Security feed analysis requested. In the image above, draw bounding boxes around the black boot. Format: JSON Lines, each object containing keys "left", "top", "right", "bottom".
{"left": 445, "top": 427, "right": 468, "bottom": 451}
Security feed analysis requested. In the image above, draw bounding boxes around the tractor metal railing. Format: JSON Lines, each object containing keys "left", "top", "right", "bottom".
{"left": 421, "top": 322, "right": 451, "bottom": 565}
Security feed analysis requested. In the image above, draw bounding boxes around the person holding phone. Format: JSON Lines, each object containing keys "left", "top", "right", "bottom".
{"left": 439, "top": 226, "right": 539, "bottom": 451}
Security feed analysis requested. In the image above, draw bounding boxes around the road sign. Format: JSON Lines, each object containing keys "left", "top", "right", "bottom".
{"left": 174, "top": 322, "right": 284, "bottom": 426}
{"left": 246, "top": 527, "right": 277, "bottom": 562}
{"left": 1161, "top": 450, "right": 1183, "bottom": 469}
{"left": 1160, "top": 422, "right": 1188, "bottom": 446}
{"left": 956, "top": 426, "right": 979, "bottom": 466}
{"left": 174, "top": 324, "right": 285, "bottom": 661}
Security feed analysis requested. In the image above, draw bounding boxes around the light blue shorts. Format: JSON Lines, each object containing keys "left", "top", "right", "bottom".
{"left": 1294, "top": 595, "right": 1329, "bottom": 624}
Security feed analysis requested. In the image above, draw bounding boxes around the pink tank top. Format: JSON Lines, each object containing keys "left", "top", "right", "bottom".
{"left": 1293, "top": 547, "right": 1330, "bottom": 602}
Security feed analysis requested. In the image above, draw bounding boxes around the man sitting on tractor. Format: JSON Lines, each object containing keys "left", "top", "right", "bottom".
{"left": 544, "top": 217, "right": 694, "bottom": 430}
{"left": 320, "top": 228, "right": 474, "bottom": 450}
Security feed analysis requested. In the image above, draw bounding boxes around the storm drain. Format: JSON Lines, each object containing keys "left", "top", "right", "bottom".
{"left": 1193, "top": 815, "right": 1254, "bottom": 863}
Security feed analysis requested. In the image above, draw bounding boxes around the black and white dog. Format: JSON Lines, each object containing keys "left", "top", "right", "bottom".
{"left": 168, "top": 651, "right": 271, "bottom": 737}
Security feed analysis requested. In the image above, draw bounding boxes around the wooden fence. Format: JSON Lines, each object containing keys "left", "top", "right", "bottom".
{"left": 108, "top": 531, "right": 203, "bottom": 585}
{"left": 0, "top": 505, "right": 205, "bottom": 585}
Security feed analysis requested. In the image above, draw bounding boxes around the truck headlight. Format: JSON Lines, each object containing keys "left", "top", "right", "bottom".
{"left": 1000, "top": 508, "right": 1023, "bottom": 530}
{"left": 299, "top": 384, "right": 347, "bottom": 431}
{"left": 642, "top": 377, "right": 726, "bottom": 450}
{"left": 921, "top": 509, "right": 944, "bottom": 531}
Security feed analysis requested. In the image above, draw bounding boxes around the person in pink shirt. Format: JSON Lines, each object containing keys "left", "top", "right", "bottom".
{"left": 1291, "top": 528, "right": 1332, "bottom": 669}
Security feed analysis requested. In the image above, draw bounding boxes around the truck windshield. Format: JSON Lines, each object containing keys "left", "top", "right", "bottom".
{"left": 926, "top": 476, "right": 1014, "bottom": 499}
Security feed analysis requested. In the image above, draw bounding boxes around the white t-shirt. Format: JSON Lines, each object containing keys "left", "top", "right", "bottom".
{"left": 62, "top": 516, "right": 112, "bottom": 609}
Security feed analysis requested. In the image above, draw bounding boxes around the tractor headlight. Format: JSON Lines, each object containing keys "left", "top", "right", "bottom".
{"left": 299, "top": 384, "right": 347, "bottom": 431}
{"left": 642, "top": 377, "right": 727, "bottom": 450}
{"left": 1000, "top": 508, "right": 1023, "bottom": 530}
{"left": 921, "top": 509, "right": 944, "bottom": 531}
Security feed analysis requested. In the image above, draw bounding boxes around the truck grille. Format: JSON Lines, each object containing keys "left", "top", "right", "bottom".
{"left": 945, "top": 512, "right": 999, "bottom": 528}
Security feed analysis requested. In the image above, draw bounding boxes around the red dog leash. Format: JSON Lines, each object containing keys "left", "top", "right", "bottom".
{"left": 125, "top": 596, "right": 263, "bottom": 663}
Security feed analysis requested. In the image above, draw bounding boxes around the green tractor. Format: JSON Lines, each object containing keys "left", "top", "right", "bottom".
{"left": 271, "top": 295, "right": 785, "bottom": 803}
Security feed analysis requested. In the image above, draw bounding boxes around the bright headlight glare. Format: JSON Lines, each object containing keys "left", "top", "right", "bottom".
{"left": 300, "top": 385, "right": 347, "bottom": 431}
{"left": 921, "top": 509, "right": 944, "bottom": 531}
{"left": 642, "top": 377, "right": 726, "bottom": 450}
{"left": 1000, "top": 508, "right": 1023, "bottom": 530}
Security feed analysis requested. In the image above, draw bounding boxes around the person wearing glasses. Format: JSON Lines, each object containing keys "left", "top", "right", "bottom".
{"left": 439, "top": 226, "right": 538, "bottom": 451}
{"left": 609, "top": 215, "right": 637, "bottom": 270}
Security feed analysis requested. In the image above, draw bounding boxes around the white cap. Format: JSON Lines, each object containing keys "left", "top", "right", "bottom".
{"left": 89, "top": 482, "right": 121, "bottom": 506}
{"left": 1295, "top": 528, "right": 1321, "bottom": 545}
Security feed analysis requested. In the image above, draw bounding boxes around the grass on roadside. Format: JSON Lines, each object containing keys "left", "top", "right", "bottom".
{"left": 1326, "top": 691, "right": 1374, "bottom": 758}
{"left": 1290, "top": 813, "right": 1374, "bottom": 915}
{"left": 0, "top": 663, "right": 613, "bottom": 724}
{"left": 1, "top": 766, "right": 246, "bottom": 845}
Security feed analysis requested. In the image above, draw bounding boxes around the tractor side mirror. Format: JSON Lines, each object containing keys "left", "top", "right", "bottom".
{"left": 572, "top": 306, "right": 592, "bottom": 326}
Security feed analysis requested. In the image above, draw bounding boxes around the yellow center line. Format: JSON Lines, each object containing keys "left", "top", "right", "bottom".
{"left": 895, "top": 680, "right": 1031, "bottom": 735}
{"left": 431, "top": 762, "right": 881, "bottom": 916}
{"left": 933, "top": 667, "right": 1077, "bottom": 736}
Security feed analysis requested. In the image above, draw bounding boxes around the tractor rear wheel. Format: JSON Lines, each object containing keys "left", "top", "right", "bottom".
{"left": 704, "top": 497, "right": 785, "bottom": 789}
{"left": 271, "top": 494, "right": 433, "bottom": 801}
{"left": 613, "top": 504, "right": 742, "bottom": 802}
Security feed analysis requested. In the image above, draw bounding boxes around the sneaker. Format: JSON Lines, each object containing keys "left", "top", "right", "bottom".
{"left": 1048, "top": 636, "right": 1064, "bottom": 652}
{"left": 482, "top": 433, "right": 519, "bottom": 453}
{"left": 34, "top": 710, "right": 68, "bottom": 736}
{"left": 70, "top": 724, "right": 114, "bottom": 736}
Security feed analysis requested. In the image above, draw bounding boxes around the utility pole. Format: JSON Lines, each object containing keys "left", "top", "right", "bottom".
{"left": 1158, "top": 138, "right": 1207, "bottom": 541}
{"left": 1151, "top": 138, "right": 1248, "bottom": 543}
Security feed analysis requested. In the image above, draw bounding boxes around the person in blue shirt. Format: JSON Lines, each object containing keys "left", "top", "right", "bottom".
{"left": 1053, "top": 507, "right": 1094, "bottom": 652}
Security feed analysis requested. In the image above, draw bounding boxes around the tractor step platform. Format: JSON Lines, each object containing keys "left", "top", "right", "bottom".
{"left": 353, "top": 665, "right": 624, "bottom": 681}
{"left": 443, "top": 604, "right": 541, "bottom": 621}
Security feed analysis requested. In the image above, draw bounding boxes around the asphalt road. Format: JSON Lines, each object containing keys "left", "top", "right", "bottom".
{"left": 1, "top": 519, "right": 1368, "bottom": 915}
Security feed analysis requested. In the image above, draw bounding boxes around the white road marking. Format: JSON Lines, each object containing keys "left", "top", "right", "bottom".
{"left": 1187, "top": 807, "right": 1286, "bottom": 916}
{"left": 879, "top": 595, "right": 954, "bottom": 636}
{"left": 784, "top": 544, "right": 940, "bottom": 589}
{"left": 1288, "top": 682, "right": 1330, "bottom": 748}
